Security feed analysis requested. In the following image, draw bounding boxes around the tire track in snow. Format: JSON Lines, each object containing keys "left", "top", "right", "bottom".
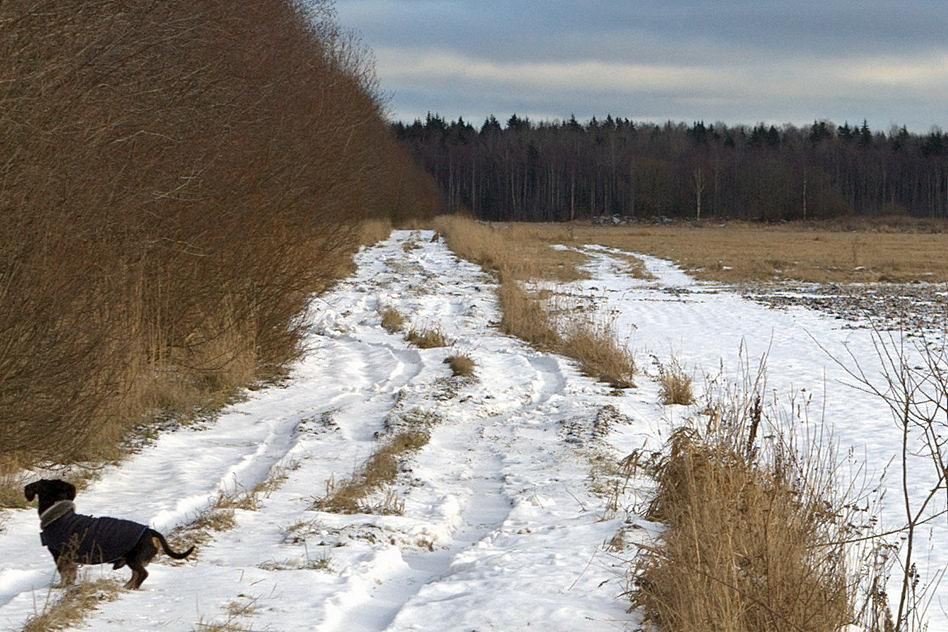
{"left": 313, "top": 349, "right": 578, "bottom": 632}
{"left": 311, "top": 234, "right": 638, "bottom": 632}
{"left": 318, "top": 423, "right": 512, "bottom": 632}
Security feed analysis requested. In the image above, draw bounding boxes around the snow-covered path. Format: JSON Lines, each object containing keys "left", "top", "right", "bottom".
{"left": 0, "top": 232, "right": 662, "bottom": 631}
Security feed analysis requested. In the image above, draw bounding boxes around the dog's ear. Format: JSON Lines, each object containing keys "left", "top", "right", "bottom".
{"left": 24, "top": 481, "right": 38, "bottom": 502}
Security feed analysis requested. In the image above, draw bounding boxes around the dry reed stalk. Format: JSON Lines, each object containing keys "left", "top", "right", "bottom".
{"left": 634, "top": 407, "right": 865, "bottom": 632}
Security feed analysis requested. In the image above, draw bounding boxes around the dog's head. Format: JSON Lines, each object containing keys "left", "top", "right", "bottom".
{"left": 24, "top": 479, "right": 76, "bottom": 515}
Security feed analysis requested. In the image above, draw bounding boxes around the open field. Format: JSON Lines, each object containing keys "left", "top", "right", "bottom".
{"left": 479, "top": 219, "right": 948, "bottom": 284}
{"left": 2, "top": 229, "right": 944, "bottom": 631}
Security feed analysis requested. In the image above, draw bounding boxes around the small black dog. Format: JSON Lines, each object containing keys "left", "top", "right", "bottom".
{"left": 25, "top": 479, "right": 194, "bottom": 589}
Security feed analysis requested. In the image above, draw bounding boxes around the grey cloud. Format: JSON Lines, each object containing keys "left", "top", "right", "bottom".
{"left": 339, "top": 0, "right": 948, "bottom": 60}
{"left": 337, "top": 0, "right": 948, "bottom": 130}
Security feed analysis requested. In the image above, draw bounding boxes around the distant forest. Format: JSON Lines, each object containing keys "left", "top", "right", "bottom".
{"left": 394, "top": 114, "right": 948, "bottom": 221}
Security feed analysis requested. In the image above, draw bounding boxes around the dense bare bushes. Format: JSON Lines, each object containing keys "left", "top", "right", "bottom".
{"left": 0, "top": 0, "right": 440, "bottom": 466}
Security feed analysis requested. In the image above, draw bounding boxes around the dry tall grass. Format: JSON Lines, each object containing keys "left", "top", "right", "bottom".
{"left": 497, "top": 282, "right": 562, "bottom": 351}
{"left": 434, "top": 216, "right": 587, "bottom": 282}
{"left": 315, "top": 431, "right": 430, "bottom": 514}
{"left": 0, "top": 0, "right": 440, "bottom": 468}
{"left": 562, "top": 323, "right": 636, "bottom": 389}
{"left": 635, "top": 412, "right": 864, "bottom": 632}
{"left": 360, "top": 218, "right": 395, "bottom": 247}
{"left": 657, "top": 359, "right": 695, "bottom": 405}
{"left": 436, "top": 216, "right": 637, "bottom": 388}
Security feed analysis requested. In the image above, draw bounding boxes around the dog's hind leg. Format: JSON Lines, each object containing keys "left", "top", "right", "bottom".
{"left": 123, "top": 535, "right": 157, "bottom": 589}
{"left": 125, "top": 562, "right": 148, "bottom": 589}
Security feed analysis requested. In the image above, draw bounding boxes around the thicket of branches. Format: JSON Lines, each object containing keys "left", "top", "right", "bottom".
{"left": 0, "top": 0, "right": 440, "bottom": 465}
{"left": 396, "top": 114, "right": 947, "bottom": 222}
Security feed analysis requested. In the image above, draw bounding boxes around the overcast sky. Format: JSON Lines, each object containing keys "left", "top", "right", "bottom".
{"left": 334, "top": 0, "right": 947, "bottom": 131}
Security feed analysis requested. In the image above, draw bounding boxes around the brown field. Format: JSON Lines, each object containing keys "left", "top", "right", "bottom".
{"left": 475, "top": 219, "right": 948, "bottom": 284}
{"left": 571, "top": 222, "right": 948, "bottom": 283}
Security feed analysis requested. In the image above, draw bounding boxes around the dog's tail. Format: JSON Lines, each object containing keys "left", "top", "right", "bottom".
{"left": 151, "top": 530, "right": 194, "bottom": 560}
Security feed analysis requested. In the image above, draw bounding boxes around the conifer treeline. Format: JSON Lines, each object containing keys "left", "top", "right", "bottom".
{"left": 395, "top": 114, "right": 947, "bottom": 221}
{"left": 0, "top": 0, "right": 439, "bottom": 463}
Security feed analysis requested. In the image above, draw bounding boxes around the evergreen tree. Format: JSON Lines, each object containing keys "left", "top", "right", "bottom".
{"left": 480, "top": 115, "right": 502, "bottom": 135}
{"left": 859, "top": 120, "right": 872, "bottom": 146}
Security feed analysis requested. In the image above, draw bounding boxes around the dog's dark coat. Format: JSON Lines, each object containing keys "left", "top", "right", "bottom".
{"left": 25, "top": 478, "right": 194, "bottom": 589}
{"left": 40, "top": 503, "right": 148, "bottom": 565}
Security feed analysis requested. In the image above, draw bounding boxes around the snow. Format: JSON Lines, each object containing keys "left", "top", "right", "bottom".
{"left": 0, "top": 232, "right": 659, "bottom": 631}
{"left": 0, "top": 230, "right": 943, "bottom": 631}
{"left": 548, "top": 243, "right": 948, "bottom": 628}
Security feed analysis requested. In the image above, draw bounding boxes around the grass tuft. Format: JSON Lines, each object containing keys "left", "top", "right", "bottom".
{"left": 23, "top": 579, "right": 120, "bottom": 632}
{"left": 315, "top": 431, "right": 430, "bottom": 514}
{"left": 194, "top": 618, "right": 253, "bottom": 632}
{"left": 657, "top": 359, "right": 695, "bottom": 405}
{"left": 444, "top": 354, "right": 476, "bottom": 378}
{"left": 380, "top": 308, "right": 405, "bottom": 334}
{"left": 405, "top": 326, "right": 450, "bottom": 349}
{"left": 258, "top": 554, "right": 333, "bottom": 572}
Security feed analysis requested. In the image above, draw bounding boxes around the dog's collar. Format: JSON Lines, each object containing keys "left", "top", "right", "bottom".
{"left": 39, "top": 500, "right": 75, "bottom": 529}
